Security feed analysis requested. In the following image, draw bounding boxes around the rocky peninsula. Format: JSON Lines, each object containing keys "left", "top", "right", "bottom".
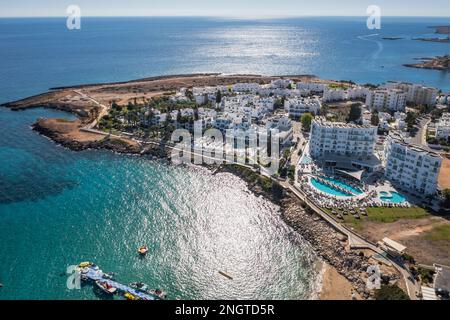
{"left": 1, "top": 74, "right": 402, "bottom": 300}
{"left": 404, "top": 55, "right": 450, "bottom": 72}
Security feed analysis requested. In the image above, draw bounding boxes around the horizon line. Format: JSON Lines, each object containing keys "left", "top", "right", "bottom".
{"left": 1, "top": 14, "right": 450, "bottom": 19}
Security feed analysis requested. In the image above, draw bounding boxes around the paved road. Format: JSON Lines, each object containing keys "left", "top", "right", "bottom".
{"left": 410, "top": 117, "right": 431, "bottom": 148}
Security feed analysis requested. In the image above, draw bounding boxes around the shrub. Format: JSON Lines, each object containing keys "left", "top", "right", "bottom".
{"left": 418, "top": 267, "right": 435, "bottom": 285}
{"left": 374, "top": 284, "right": 410, "bottom": 300}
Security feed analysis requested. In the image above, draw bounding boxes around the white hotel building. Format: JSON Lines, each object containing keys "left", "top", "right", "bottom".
{"left": 309, "top": 117, "right": 380, "bottom": 172}
{"left": 384, "top": 133, "right": 442, "bottom": 195}
{"left": 284, "top": 97, "right": 321, "bottom": 117}
{"left": 385, "top": 82, "right": 438, "bottom": 107}
{"left": 435, "top": 113, "right": 450, "bottom": 141}
{"left": 296, "top": 82, "right": 328, "bottom": 93}
{"left": 322, "top": 86, "right": 369, "bottom": 103}
{"left": 365, "top": 89, "right": 407, "bottom": 111}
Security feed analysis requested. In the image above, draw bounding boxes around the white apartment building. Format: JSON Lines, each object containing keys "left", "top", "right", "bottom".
{"left": 309, "top": 117, "right": 377, "bottom": 159}
{"left": 213, "top": 115, "right": 233, "bottom": 132}
{"left": 365, "top": 89, "right": 407, "bottom": 111}
{"left": 385, "top": 82, "right": 438, "bottom": 107}
{"left": 284, "top": 97, "right": 321, "bottom": 117}
{"left": 254, "top": 97, "right": 275, "bottom": 112}
{"left": 384, "top": 133, "right": 442, "bottom": 195}
{"left": 378, "top": 112, "right": 392, "bottom": 132}
{"left": 146, "top": 110, "right": 168, "bottom": 126}
{"left": 192, "top": 85, "right": 229, "bottom": 105}
{"left": 322, "top": 88, "right": 347, "bottom": 102}
{"left": 347, "top": 87, "right": 370, "bottom": 100}
{"left": 436, "top": 113, "right": 450, "bottom": 140}
{"left": 270, "top": 79, "right": 294, "bottom": 89}
{"left": 296, "top": 82, "right": 328, "bottom": 93}
{"left": 198, "top": 107, "right": 217, "bottom": 119}
{"left": 361, "top": 109, "right": 372, "bottom": 126}
{"left": 232, "top": 82, "right": 261, "bottom": 93}
{"left": 263, "top": 114, "right": 294, "bottom": 146}
{"left": 322, "top": 86, "right": 369, "bottom": 103}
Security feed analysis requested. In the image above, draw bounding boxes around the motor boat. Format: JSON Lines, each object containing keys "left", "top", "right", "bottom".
{"left": 138, "top": 246, "right": 149, "bottom": 255}
{"left": 130, "top": 282, "right": 167, "bottom": 299}
{"left": 95, "top": 280, "right": 117, "bottom": 295}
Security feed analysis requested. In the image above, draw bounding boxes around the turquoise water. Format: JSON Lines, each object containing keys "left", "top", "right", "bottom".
{"left": 0, "top": 16, "right": 448, "bottom": 300}
{"left": 379, "top": 191, "right": 407, "bottom": 204}
{"left": 0, "top": 108, "right": 321, "bottom": 300}
{"left": 322, "top": 177, "right": 363, "bottom": 195}
{"left": 310, "top": 178, "right": 352, "bottom": 197}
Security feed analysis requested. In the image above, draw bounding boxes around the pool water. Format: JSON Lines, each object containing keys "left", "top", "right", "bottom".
{"left": 379, "top": 191, "right": 406, "bottom": 204}
{"left": 322, "top": 177, "right": 363, "bottom": 195}
{"left": 310, "top": 178, "right": 353, "bottom": 197}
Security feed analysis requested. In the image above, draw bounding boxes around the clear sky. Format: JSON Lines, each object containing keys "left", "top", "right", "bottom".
{"left": 1, "top": 0, "right": 450, "bottom": 18}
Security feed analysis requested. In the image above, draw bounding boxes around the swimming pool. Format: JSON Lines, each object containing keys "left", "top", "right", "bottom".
{"left": 379, "top": 191, "right": 406, "bottom": 204}
{"left": 322, "top": 177, "right": 363, "bottom": 195}
{"left": 310, "top": 178, "right": 354, "bottom": 197}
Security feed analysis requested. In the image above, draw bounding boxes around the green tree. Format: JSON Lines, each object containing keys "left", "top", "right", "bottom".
{"left": 405, "top": 112, "right": 417, "bottom": 132}
{"left": 347, "top": 104, "right": 362, "bottom": 122}
{"left": 301, "top": 113, "right": 313, "bottom": 132}
{"left": 371, "top": 112, "right": 380, "bottom": 126}
{"left": 216, "top": 90, "right": 222, "bottom": 104}
{"left": 442, "top": 189, "right": 450, "bottom": 208}
{"left": 185, "top": 89, "right": 194, "bottom": 101}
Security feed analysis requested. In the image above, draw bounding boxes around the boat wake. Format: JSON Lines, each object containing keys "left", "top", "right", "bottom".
{"left": 357, "top": 33, "right": 384, "bottom": 62}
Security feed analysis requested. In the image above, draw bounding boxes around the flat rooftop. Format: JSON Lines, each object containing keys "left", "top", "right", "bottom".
{"left": 313, "top": 116, "right": 375, "bottom": 130}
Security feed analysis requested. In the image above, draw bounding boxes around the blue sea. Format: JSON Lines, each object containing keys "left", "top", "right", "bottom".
{"left": 0, "top": 16, "right": 449, "bottom": 300}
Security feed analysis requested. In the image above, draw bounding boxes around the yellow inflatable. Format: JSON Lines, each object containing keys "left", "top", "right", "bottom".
{"left": 79, "top": 262, "right": 92, "bottom": 268}
{"left": 124, "top": 292, "right": 138, "bottom": 300}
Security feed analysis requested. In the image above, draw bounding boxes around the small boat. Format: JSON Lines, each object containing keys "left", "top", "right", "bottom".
{"left": 149, "top": 288, "right": 167, "bottom": 299}
{"left": 102, "top": 272, "right": 115, "bottom": 280}
{"left": 95, "top": 280, "right": 117, "bottom": 295}
{"left": 138, "top": 246, "right": 149, "bottom": 255}
{"left": 218, "top": 271, "right": 233, "bottom": 280}
{"left": 130, "top": 282, "right": 167, "bottom": 299}
{"left": 130, "top": 282, "right": 149, "bottom": 292}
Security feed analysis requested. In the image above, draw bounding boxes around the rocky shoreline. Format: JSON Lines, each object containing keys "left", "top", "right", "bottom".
{"left": 31, "top": 119, "right": 372, "bottom": 298}
{"left": 404, "top": 55, "right": 450, "bottom": 72}
{"left": 281, "top": 195, "right": 372, "bottom": 299}
{"left": 32, "top": 119, "right": 142, "bottom": 154}
{"left": 217, "top": 165, "right": 378, "bottom": 299}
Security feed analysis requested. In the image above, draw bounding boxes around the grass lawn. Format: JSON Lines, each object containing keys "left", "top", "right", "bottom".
{"left": 366, "top": 207, "right": 429, "bottom": 223}
{"left": 424, "top": 224, "right": 450, "bottom": 241}
{"left": 322, "top": 206, "right": 429, "bottom": 229}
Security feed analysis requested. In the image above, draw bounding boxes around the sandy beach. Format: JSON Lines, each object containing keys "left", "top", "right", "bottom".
{"left": 320, "top": 264, "right": 358, "bottom": 300}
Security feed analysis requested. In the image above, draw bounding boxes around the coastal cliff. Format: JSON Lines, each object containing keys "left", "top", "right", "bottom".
{"left": 32, "top": 118, "right": 141, "bottom": 154}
